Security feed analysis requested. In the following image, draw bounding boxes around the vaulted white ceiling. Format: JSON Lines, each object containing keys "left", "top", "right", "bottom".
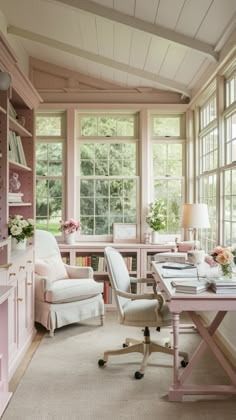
{"left": 1, "top": 0, "right": 236, "bottom": 99}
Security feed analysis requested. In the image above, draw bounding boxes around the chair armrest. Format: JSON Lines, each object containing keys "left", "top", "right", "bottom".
{"left": 35, "top": 274, "right": 52, "bottom": 301}
{"left": 116, "top": 289, "right": 155, "bottom": 300}
{"left": 64, "top": 264, "right": 93, "bottom": 279}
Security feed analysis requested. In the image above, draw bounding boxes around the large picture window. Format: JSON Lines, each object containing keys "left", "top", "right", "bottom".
{"left": 77, "top": 114, "right": 139, "bottom": 238}
{"left": 36, "top": 113, "right": 65, "bottom": 235}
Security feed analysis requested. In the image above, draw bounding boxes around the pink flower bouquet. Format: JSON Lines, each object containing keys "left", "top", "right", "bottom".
{"left": 211, "top": 245, "right": 234, "bottom": 278}
{"left": 59, "top": 218, "right": 80, "bottom": 235}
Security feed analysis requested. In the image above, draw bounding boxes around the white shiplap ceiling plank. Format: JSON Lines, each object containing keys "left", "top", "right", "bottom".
{"left": 129, "top": 30, "right": 151, "bottom": 69}
{"left": 99, "top": 63, "right": 114, "bottom": 83}
{"left": 159, "top": 44, "right": 188, "bottom": 80}
{"left": 174, "top": 50, "right": 208, "bottom": 85}
{"left": 96, "top": 17, "right": 114, "bottom": 59}
{"left": 135, "top": 0, "right": 160, "bottom": 24}
{"left": 113, "top": 69, "right": 128, "bottom": 87}
{"left": 144, "top": 36, "right": 169, "bottom": 74}
{"left": 114, "top": 0, "right": 135, "bottom": 16}
{"left": 196, "top": 0, "right": 236, "bottom": 44}
{"left": 155, "top": 0, "right": 185, "bottom": 29}
{"left": 92, "top": 0, "right": 113, "bottom": 7}
{"left": 114, "top": 24, "right": 133, "bottom": 64}
{"left": 175, "top": 0, "right": 213, "bottom": 38}
{"left": 126, "top": 73, "right": 142, "bottom": 87}
{"left": 78, "top": 12, "right": 98, "bottom": 53}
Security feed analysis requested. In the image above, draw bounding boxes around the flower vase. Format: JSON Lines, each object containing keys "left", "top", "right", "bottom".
{"left": 218, "top": 264, "right": 232, "bottom": 279}
{"left": 64, "top": 232, "right": 76, "bottom": 245}
{"left": 12, "top": 237, "right": 27, "bottom": 251}
{"left": 151, "top": 231, "right": 159, "bottom": 244}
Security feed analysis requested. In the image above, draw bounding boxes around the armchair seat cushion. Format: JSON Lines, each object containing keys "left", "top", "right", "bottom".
{"left": 45, "top": 279, "right": 104, "bottom": 304}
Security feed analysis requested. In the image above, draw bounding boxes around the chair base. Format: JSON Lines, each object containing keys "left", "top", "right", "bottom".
{"left": 98, "top": 327, "right": 188, "bottom": 378}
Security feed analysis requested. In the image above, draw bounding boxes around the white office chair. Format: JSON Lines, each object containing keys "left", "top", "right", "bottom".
{"left": 35, "top": 230, "right": 105, "bottom": 336}
{"left": 98, "top": 247, "right": 188, "bottom": 379}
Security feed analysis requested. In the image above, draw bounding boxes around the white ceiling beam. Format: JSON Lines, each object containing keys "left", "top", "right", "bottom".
{"left": 7, "top": 25, "right": 191, "bottom": 97}
{"left": 53, "top": 0, "right": 219, "bottom": 61}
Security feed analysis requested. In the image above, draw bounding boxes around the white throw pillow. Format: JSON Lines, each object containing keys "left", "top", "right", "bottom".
{"left": 35, "top": 254, "right": 68, "bottom": 281}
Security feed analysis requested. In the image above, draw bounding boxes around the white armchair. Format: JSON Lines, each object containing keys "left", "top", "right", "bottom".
{"left": 35, "top": 230, "right": 105, "bottom": 336}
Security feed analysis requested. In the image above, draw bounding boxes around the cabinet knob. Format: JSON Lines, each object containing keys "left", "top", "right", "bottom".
{"left": 17, "top": 297, "right": 23, "bottom": 302}
{"left": 9, "top": 273, "right": 16, "bottom": 277}
{"left": 27, "top": 282, "right": 32, "bottom": 286}
{"left": 19, "top": 266, "right": 25, "bottom": 270}
{"left": 27, "top": 260, "right": 33, "bottom": 264}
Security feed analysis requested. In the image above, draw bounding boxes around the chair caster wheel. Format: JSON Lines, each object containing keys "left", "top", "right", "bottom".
{"left": 134, "top": 371, "right": 144, "bottom": 380}
{"left": 98, "top": 359, "right": 106, "bottom": 367}
{"left": 181, "top": 360, "right": 188, "bottom": 368}
{"left": 123, "top": 343, "right": 128, "bottom": 348}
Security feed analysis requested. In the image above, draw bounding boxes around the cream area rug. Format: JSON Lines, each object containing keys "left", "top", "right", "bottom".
{"left": 3, "top": 312, "right": 236, "bottom": 420}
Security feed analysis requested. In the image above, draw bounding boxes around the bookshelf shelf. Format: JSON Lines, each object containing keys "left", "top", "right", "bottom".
{"left": 8, "top": 202, "right": 32, "bottom": 207}
{"left": 9, "top": 116, "right": 32, "bottom": 137}
{"left": 0, "top": 105, "right": 6, "bottom": 115}
{"left": 9, "top": 160, "right": 32, "bottom": 171}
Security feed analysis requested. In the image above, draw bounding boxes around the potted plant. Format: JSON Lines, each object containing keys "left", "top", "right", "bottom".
{"left": 59, "top": 218, "right": 80, "bottom": 244}
{"left": 8, "top": 215, "right": 34, "bottom": 250}
{"left": 146, "top": 200, "right": 166, "bottom": 244}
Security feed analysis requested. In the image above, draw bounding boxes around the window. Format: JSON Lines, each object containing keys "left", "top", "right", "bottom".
{"left": 225, "top": 112, "right": 236, "bottom": 164}
{"left": 151, "top": 114, "right": 185, "bottom": 235}
{"left": 226, "top": 72, "right": 236, "bottom": 107}
{"left": 36, "top": 113, "right": 65, "bottom": 235}
{"left": 197, "top": 95, "right": 218, "bottom": 251}
{"left": 222, "top": 168, "right": 236, "bottom": 246}
{"left": 77, "top": 114, "right": 138, "bottom": 238}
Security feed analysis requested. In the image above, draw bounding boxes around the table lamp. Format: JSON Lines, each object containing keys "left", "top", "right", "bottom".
{"left": 181, "top": 203, "right": 210, "bottom": 264}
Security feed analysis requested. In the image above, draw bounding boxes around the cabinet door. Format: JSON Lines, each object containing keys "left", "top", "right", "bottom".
{"left": 25, "top": 260, "right": 34, "bottom": 334}
{"left": 8, "top": 280, "right": 18, "bottom": 366}
{"left": 17, "top": 270, "right": 27, "bottom": 348}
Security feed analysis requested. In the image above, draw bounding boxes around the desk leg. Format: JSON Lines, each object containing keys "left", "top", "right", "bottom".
{"left": 169, "top": 312, "right": 183, "bottom": 401}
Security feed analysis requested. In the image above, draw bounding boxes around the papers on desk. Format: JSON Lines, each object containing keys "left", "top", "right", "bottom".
{"left": 171, "top": 279, "right": 210, "bottom": 294}
{"left": 161, "top": 266, "right": 199, "bottom": 278}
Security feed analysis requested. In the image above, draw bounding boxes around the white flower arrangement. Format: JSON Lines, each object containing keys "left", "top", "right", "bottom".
{"left": 8, "top": 215, "right": 34, "bottom": 243}
{"left": 146, "top": 200, "right": 166, "bottom": 231}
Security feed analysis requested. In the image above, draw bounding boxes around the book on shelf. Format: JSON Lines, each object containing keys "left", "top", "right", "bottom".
{"left": 162, "top": 262, "right": 196, "bottom": 270}
{"left": 171, "top": 279, "right": 209, "bottom": 294}
{"left": 103, "top": 282, "right": 109, "bottom": 304}
{"left": 9, "top": 101, "right": 17, "bottom": 119}
{"left": 8, "top": 192, "right": 24, "bottom": 203}
{"left": 8, "top": 131, "right": 27, "bottom": 165}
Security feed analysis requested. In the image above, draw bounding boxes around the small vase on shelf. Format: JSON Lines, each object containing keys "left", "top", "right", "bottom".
{"left": 11, "top": 237, "right": 27, "bottom": 251}
{"left": 151, "top": 231, "right": 159, "bottom": 244}
{"left": 64, "top": 232, "right": 76, "bottom": 245}
{"left": 218, "top": 263, "right": 232, "bottom": 279}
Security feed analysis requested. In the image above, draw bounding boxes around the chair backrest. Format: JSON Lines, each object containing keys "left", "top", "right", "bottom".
{"left": 35, "top": 229, "right": 61, "bottom": 259}
{"left": 104, "top": 247, "right": 131, "bottom": 319}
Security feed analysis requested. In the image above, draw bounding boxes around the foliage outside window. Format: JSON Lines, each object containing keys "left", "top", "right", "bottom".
{"left": 36, "top": 113, "right": 65, "bottom": 235}
{"left": 152, "top": 137, "right": 184, "bottom": 235}
{"left": 78, "top": 114, "right": 138, "bottom": 237}
{"left": 152, "top": 115, "right": 183, "bottom": 138}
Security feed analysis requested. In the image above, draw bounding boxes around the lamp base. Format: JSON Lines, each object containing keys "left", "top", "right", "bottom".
{"left": 187, "top": 250, "right": 205, "bottom": 265}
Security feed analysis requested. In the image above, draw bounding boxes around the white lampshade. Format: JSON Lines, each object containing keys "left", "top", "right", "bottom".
{"left": 0, "top": 72, "right": 11, "bottom": 91}
{"left": 181, "top": 203, "right": 210, "bottom": 229}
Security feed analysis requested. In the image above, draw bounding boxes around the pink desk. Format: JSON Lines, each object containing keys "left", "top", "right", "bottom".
{"left": 152, "top": 262, "right": 236, "bottom": 401}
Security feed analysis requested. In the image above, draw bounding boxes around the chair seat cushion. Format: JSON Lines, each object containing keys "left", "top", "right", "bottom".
{"left": 45, "top": 279, "right": 103, "bottom": 303}
{"left": 123, "top": 299, "right": 171, "bottom": 325}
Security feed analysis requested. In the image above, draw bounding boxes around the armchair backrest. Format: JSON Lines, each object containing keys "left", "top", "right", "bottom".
{"left": 104, "top": 247, "right": 131, "bottom": 318}
{"left": 35, "top": 229, "right": 61, "bottom": 259}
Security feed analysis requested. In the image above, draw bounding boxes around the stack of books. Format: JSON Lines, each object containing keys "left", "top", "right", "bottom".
{"left": 171, "top": 279, "right": 209, "bottom": 294}
{"left": 8, "top": 192, "right": 24, "bottom": 203}
{"left": 210, "top": 278, "right": 236, "bottom": 294}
